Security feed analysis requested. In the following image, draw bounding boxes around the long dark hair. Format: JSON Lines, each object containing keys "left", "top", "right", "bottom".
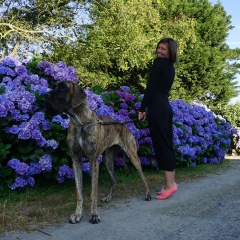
{"left": 156, "top": 38, "right": 178, "bottom": 63}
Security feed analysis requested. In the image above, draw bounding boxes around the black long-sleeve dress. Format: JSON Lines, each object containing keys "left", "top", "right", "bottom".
{"left": 140, "top": 57, "right": 176, "bottom": 171}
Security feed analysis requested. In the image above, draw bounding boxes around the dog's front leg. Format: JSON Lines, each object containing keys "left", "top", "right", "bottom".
{"left": 89, "top": 159, "right": 100, "bottom": 224}
{"left": 69, "top": 159, "right": 83, "bottom": 224}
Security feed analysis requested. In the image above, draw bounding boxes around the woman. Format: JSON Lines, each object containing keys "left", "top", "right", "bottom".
{"left": 138, "top": 38, "right": 178, "bottom": 200}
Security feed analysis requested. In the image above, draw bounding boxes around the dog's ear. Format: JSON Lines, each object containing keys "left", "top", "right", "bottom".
{"left": 71, "top": 84, "right": 87, "bottom": 108}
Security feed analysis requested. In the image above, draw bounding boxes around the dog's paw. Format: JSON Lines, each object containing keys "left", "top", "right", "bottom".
{"left": 69, "top": 213, "right": 82, "bottom": 224}
{"left": 101, "top": 196, "right": 111, "bottom": 203}
{"left": 145, "top": 194, "right": 152, "bottom": 201}
{"left": 89, "top": 214, "right": 100, "bottom": 224}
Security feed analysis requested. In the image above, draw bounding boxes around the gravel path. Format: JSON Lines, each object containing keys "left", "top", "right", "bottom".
{"left": 2, "top": 159, "right": 240, "bottom": 240}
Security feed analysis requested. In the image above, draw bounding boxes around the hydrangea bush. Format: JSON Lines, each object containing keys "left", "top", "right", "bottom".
{"left": 0, "top": 57, "right": 235, "bottom": 190}
{"left": 100, "top": 88, "right": 235, "bottom": 167}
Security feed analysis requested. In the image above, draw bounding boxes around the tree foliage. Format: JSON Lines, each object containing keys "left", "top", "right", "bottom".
{"left": 0, "top": 0, "right": 86, "bottom": 59}
{"left": 50, "top": 0, "right": 239, "bottom": 105}
{"left": 167, "top": 0, "right": 239, "bottom": 105}
{"left": 1, "top": 0, "right": 239, "bottom": 105}
{"left": 50, "top": 0, "right": 197, "bottom": 90}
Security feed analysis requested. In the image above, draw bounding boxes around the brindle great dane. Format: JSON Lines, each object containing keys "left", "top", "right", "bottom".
{"left": 45, "top": 81, "right": 151, "bottom": 224}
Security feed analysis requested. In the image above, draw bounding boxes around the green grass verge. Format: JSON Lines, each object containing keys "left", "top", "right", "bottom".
{"left": 0, "top": 159, "right": 231, "bottom": 235}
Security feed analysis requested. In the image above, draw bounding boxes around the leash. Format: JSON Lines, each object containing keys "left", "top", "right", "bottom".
{"left": 67, "top": 109, "right": 137, "bottom": 128}
{"left": 99, "top": 119, "right": 137, "bottom": 125}
{"left": 84, "top": 118, "right": 137, "bottom": 127}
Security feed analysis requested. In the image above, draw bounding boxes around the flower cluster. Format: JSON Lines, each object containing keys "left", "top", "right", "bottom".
{"left": 171, "top": 100, "right": 232, "bottom": 166}
{"left": 99, "top": 87, "right": 233, "bottom": 168}
{"left": 7, "top": 155, "right": 52, "bottom": 189}
{"left": 0, "top": 58, "right": 54, "bottom": 148}
{"left": 0, "top": 57, "right": 80, "bottom": 189}
{"left": 85, "top": 89, "right": 140, "bottom": 140}
{"left": 37, "top": 61, "right": 78, "bottom": 83}
{"left": 57, "top": 165, "right": 74, "bottom": 183}
{"left": 0, "top": 56, "right": 235, "bottom": 190}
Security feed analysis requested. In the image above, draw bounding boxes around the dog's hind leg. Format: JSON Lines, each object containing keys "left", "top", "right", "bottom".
{"left": 101, "top": 146, "right": 118, "bottom": 203}
{"left": 122, "top": 135, "right": 151, "bottom": 201}
{"left": 69, "top": 158, "right": 84, "bottom": 224}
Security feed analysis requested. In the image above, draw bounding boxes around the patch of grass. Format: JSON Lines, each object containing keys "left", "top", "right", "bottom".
{"left": 0, "top": 159, "right": 232, "bottom": 235}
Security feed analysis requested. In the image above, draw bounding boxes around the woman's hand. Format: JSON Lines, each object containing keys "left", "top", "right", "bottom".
{"left": 138, "top": 112, "right": 147, "bottom": 121}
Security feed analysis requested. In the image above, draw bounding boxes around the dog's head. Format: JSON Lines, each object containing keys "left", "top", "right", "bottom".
{"left": 45, "top": 81, "right": 87, "bottom": 113}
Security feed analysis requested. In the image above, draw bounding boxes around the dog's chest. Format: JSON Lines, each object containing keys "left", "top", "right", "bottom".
{"left": 76, "top": 129, "right": 85, "bottom": 148}
{"left": 76, "top": 128, "right": 97, "bottom": 154}
{"left": 78, "top": 135, "right": 84, "bottom": 148}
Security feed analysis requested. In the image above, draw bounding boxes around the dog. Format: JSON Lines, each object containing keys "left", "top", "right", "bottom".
{"left": 45, "top": 81, "right": 151, "bottom": 224}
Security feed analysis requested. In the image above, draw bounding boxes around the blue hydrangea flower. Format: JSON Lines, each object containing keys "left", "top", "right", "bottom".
{"left": 15, "top": 162, "right": 29, "bottom": 176}
{"left": 28, "top": 162, "right": 41, "bottom": 175}
{"left": 82, "top": 162, "right": 90, "bottom": 173}
{"left": 7, "top": 125, "right": 20, "bottom": 134}
{"left": 7, "top": 158, "right": 21, "bottom": 169}
{"left": 39, "top": 154, "right": 52, "bottom": 172}
{"left": 0, "top": 104, "right": 8, "bottom": 117}
{"left": 46, "top": 139, "right": 58, "bottom": 149}
{"left": 120, "top": 86, "right": 130, "bottom": 91}
{"left": 10, "top": 176, "right": 35, "bottom": 190}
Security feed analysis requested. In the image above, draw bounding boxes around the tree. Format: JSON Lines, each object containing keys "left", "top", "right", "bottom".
{"left": 161, "top": 0, "right": 239, "bottom": 105}
{"left": 50, "top": 0, "right": 196, "bottom": 90}
{"left": 5, "top": 0, "right": 238, "bottom": 105}
{"left": 50, "top": 0, "right": 239, "bottom": 105}
{"left": 0, "top": 0, "right": 86, "bottom": 60}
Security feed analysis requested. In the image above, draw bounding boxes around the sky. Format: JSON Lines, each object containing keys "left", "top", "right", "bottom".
{"left": 209, "top": 0, "right": 240, "bottom": 103}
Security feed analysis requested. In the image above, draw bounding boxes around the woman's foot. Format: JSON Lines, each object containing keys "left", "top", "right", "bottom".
{"left": 156, "top": 182, "right": 178, "bottom": 200}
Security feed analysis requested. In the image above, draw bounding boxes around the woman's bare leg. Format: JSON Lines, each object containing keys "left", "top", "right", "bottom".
{"left": 163, "top": 170, "right": 176, "bottom": 190}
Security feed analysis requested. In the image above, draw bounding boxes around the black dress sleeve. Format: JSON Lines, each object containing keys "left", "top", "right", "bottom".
{"left": 140, "top": 58, "right": 163, "bottom": 112}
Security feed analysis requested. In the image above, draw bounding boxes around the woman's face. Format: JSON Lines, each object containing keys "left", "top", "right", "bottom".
{"left": 156, "top": 43, "right": 169, "bottom": 58}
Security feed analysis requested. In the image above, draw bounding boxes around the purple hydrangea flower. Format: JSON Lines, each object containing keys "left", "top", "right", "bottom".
{"left": 134, "top": 102, "right": 141, "bottom": 109}
{"left": 16, "top": 65, "right": 27, "bottom": 75}
{"left": 57, "top": 165, "right": 74, "bottom": 183}
{"left": 1, "top": 57, "right": 16, "bottom": 67}
{"left": 37, "top": 61, "right": 52, "bottom": 70}
{"left": 114, "top": 157, "right": 124, "bottom": 166}
{"left": 120, "top": 103, "right": 128, "bottom": 109}
{"left": 140, "top": 156, "right": 151, "bottom": 166}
